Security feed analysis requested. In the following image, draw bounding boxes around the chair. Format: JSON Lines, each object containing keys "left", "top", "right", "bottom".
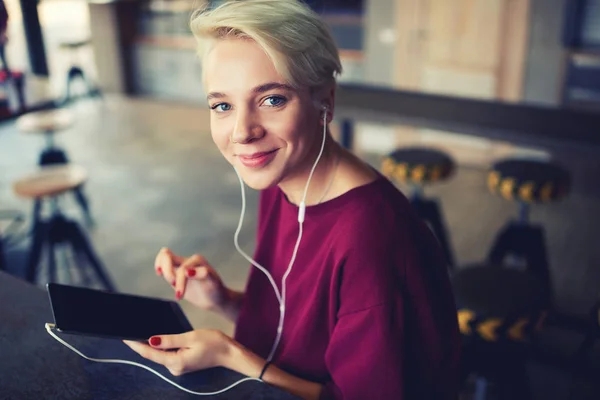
{"left": 486, "top": 158, "right": 570, "bottom": 304}
{"left": 13, "top": 165, "right": 114, "bottom": 290}
{"left": 453, "top": 265, "right": 548, "bottom": 400}
{"left": 17, "top": 108, "right": 94, "bottom": 226}
{"left": 382, "top": 147, "right": 456, "bottom": 268}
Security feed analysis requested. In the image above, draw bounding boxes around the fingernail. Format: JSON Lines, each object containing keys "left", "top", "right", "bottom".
{"left": 171, "top": 280, "right": 176, "bottom": 286}
{"left": 156, "top": 267, "right": 162, "bottom": 275}
{"left": 149, "top": 336, "right": 161, "bottom": 346}
{"left": 186, "top": 269, "right": 196, "bottom": 277}
{"left": 176, "top": 290, "right": 182, "bottom": 300}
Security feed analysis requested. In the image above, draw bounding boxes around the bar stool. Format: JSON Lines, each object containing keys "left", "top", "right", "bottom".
{"left": 59, "top": 39, "right": 102, "bottom": 103}
{"left": 13, "top": 165, "right": 114, "bottom": 290}
{"left": 382, "top": 147, "right": 456, "bottom": 268}
{"left": 486, "top": 158, "right": 570, "bottom": 303}
{"left": 17, "top": 108, "right": 94, "bottom": 226}
{"left": 453, "top": 265, "right": 548, "bottom": 400}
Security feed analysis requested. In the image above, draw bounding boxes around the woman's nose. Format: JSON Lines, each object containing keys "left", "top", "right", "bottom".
{"left": 231, "top": 110, "right": 265, "bottom": 144}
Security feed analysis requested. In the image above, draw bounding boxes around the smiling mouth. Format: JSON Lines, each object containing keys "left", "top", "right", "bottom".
{"left": 237, "top": 149, "right": 279, "bottom": 168}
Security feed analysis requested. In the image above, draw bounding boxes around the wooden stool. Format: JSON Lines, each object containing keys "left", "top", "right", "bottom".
{"left": 13, "top": 165, "right": 114, "bottom": 290}
{"left": 453, "top": 265, "right": 548, "bottom": 400}
{"left": 382, "top": 147, "right": 456, "bottom": 268}
{"left": 17, "top": 108, "right": 93, "bottom": 226}
{"left": 59, "top": 39, "right": 102, "bottom": 103}
{"left": 486, "top": 159, "right": 571, "bottom": 302}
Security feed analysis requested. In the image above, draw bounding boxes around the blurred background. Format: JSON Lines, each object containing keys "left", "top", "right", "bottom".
{"left": 0, "top": 0, "right": 599, "bottom": 399}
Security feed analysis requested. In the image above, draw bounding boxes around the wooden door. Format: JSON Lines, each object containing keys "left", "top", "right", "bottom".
{"left": 395, "top": 0, "right": 530, "bottom": 101}
{"left": 391, "top": 0, "right": 531, "bottom": 162}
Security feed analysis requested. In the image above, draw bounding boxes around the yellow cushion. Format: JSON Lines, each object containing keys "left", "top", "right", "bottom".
{"left": 382, "top": 147, "right": 454, "bottom": 185}
{"left": 488, "top": 159, "right": 570, "bottom": 203}
{"left": 452, "top": 266, "right": 548, "bottom": 342}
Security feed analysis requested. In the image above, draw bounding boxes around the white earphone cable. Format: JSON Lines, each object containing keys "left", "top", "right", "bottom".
{"left": 44, "top": 323, "right": 262, "bottom": 395}
{"left": 267, "top": 107, "right": 329, "bottom": 362}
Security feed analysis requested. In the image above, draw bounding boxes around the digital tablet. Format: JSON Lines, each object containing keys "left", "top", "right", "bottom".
{"left": 47, "top": 283, "right": 193, "bottom": 341}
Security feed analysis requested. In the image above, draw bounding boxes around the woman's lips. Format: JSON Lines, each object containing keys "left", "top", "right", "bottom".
{"left": 238, "top": 149, "right": 278, "bottom": 168}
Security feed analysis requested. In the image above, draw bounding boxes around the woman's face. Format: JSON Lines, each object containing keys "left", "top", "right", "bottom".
{"left": 203, "top": 38, "right": 324, "bottom": 190}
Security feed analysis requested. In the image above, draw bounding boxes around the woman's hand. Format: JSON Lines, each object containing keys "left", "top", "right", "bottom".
{"left": 125, "top": 330, "right": 325, "bottom": 400}
{"left": 123, "top": 329, "right": 232, "bottom": 376}
{"left": 154, "top": 248, "right": 231, "bottom": 312}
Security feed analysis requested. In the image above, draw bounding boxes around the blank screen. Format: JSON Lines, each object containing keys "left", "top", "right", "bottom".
{"left": 48, "top": 284, "right": 192, "bottom": 340}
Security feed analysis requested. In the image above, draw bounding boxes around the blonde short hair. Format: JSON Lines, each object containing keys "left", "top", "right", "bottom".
{"left": 190, "top": 0, "right": 342, "bottom": 89}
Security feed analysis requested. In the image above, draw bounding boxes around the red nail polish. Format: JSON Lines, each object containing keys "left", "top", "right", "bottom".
{"left": 187, "top": 269, "right": 196, "bottom": 277}
{"left": 149, "top": 336, "right": 161, "bottom": 346}
{"left": 171, "top": 280, "right": 176, "bottom": 286}
{"left": 176, "top": 290, "right": 182, "bottom": 300}
{"left": 156, "top": 267, "right": 162, "bottom": 275}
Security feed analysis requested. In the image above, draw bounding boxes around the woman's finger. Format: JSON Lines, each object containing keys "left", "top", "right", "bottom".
{"left": 123, "top": 340, "right": 175, "bottom": 366}
{"left": 154, "top": 250, "right": 164, "bottom": 276}
{"left": 157, "top": 248, "right": 176, "bottom": 284}
{"left": 174, "top": 255, "right": 209, "bottom": 300}
{"left": 157, "top": 248, "right": 184, "bottom": 286}
{"left": 186, "top": 265, "right": 211, "bottom": 280}
{"left": 147, "top": 332, "right": 194, "bottom": 351}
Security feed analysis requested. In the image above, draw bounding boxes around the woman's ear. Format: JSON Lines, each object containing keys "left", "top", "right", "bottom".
{"left": 315, "top": 84, "right": 336, "bottom": 125}
{"left": 324, "top": 84, "right": 336, "bottom": 123}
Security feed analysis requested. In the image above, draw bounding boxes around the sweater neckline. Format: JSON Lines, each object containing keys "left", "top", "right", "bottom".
{"left": 276, "top": 173, "right": 388, "bottom": 217}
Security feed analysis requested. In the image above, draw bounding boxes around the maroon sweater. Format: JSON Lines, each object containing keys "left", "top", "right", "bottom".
{"left": 234, "top": 175, "right": 461, "bottom": 399}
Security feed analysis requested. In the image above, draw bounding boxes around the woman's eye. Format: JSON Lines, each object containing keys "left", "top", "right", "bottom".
{"left": 211, "top": 103, "right": 232, "bottom": 112}
{"left": 263, "top": 96, "right": 286, "bottom": 107}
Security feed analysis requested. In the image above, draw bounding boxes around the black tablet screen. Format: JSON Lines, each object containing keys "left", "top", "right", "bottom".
{"left": 47, "top": 283, "right": 193, "bottom": 340}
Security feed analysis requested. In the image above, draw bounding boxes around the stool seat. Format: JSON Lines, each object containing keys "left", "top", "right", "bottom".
{"left": 382, "top": 147, "right": 455, "bottom": 185}
{"left": 488, "top": 159, "right": 570, "bottom": 203}
{"left": 17, "top": 109, "right": 74, "bottom": 133}
{"left": 59, "top": 39, "right": 91, "bottom": 49}
{"left": 453, "top": 265, "right": 547, "bottom": 342}
{"left": 13, "top": 165, "right": 87, "bottom": 199}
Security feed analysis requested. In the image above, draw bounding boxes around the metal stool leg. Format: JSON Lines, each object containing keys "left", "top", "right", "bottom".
{"left": 67, "top": 219, "right": 115, "bottom": 291}
{"left": 0, "top": 237, "right": 6, "bottom": 271}
{"left": 488, "top": 222, "right": 552, "bottom": 303}
{"left": 72, "top": 186, "right": 94, "bottom": 227}
{"left": 47, "top": 236, "right": 58, "bottom": 284}
{"left": 496, "top": 361, "right": 532, "bottom": 400}
{"left": 25, "top": 220, "right": 47, "bottom": 283}
{"left": 411, "top": 196, "right": 455, "bottom": 268}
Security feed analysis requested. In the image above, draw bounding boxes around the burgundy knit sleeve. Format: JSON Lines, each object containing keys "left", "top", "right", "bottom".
{"left": 319, "top": 304, "right": 405, "bottom": 400}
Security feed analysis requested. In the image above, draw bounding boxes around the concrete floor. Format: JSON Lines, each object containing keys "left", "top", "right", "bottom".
{"left": 1, "top": 95, "right": 600, "bottom": 399}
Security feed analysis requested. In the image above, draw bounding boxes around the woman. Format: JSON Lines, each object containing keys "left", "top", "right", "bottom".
{"left": 124, "top": 1, "right": 461, "bottom": 399}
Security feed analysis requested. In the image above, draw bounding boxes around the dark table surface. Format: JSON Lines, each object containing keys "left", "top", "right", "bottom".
{"left": 0, "top": 271, "right": 299, "bottom": 400}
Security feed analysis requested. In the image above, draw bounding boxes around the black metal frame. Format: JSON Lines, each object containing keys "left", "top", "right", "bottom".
{"left": 411, "top": 195, "right": 455, "bottom": 269}
{"left": 0, "top": 210, "right": 24, "bottom": 272}
{"left": 25, "top": 211, "right": 114, "bottom": 291}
